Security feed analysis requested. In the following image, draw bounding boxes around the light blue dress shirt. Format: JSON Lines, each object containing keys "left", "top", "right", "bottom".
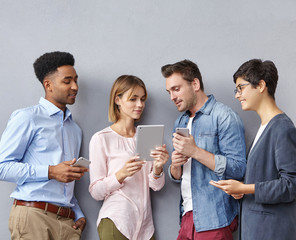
{"left": 169, "top": 95, "right": 246, "bottom": 232}
{"left": 0, "top": 97, "right": 83, "bottom": 220}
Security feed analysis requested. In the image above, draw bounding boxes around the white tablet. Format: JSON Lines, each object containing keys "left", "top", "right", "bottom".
{"left": 135, "top": 125, "right": 165, "bottom": 161}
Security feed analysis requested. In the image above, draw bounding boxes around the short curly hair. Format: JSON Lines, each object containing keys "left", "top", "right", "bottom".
{"left": 33, "top": 51, "right": 75, "bottom": 83}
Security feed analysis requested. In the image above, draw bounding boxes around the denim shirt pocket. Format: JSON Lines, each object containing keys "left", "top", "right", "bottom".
{"left": 197, "top": 132, "right": 219, "bottom": 153}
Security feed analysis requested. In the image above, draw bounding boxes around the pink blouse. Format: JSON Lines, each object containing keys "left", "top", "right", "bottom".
{"left": 89, "top": 127, "right": 165, "bottom": 240}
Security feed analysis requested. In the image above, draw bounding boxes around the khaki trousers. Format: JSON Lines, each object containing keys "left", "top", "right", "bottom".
{"left": 9, "top": 205, "right": 81, "bottom": 240}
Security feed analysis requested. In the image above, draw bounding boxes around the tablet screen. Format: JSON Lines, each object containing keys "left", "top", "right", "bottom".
{"left": 135, "top": 125, "right": 164, "bottom": 161}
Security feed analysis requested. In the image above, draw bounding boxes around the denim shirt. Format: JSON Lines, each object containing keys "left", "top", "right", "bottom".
{"left": 169, "top": 95, "right": 246, "bottom": 232}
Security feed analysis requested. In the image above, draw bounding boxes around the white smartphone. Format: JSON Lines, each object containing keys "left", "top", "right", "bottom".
{"left": 72, "top": 157, "right": 91, "bottom": 168}
{"left": 211, "top": 180, "right": 219, "bottom": 184}
{"left": 176, "top": 128, "right": 189, "bottom": 137}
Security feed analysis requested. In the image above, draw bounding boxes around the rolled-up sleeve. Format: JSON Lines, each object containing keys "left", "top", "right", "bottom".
{"left": 214, "top": 155, "right": 227, "bottom": 176}
{"left": 215, "top": 110, "right": 246, "bottom": 179}
{"left": 168, "top": 164, "right": 182, "bottom": 183}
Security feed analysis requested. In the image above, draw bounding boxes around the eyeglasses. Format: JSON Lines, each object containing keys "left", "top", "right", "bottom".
{"left": 234, "top": 83, "right": 250, "bottom": 95}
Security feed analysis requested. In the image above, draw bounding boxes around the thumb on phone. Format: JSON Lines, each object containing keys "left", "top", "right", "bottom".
{"left": 65, "top": 158, "right": 76, "bottom": 166}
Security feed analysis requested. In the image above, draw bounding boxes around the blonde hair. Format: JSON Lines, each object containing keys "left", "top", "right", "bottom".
{"left": 108, "top": 75, "right": 147, "bottom": 122}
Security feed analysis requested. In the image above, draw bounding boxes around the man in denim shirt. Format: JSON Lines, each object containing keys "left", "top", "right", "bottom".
{"left": 161, "top": 59, "right": 246, "bottom": 240}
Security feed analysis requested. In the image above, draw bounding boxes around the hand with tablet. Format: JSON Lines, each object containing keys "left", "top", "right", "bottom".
{"left": 136, "top": 125, "right": 169, "bottom": 177}
{"left": 136, "top": 125, "right": 164, "bottom": 161}
{"left": 150, "top": 143, "right": 169, "bottom": 177}
{"left": 115, "top": 155, "right": 146, "bottom": 184}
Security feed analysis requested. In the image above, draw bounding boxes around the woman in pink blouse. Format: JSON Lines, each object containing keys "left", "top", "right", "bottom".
{"left": 89, "top": 75, "right": 169, "bottom": 240}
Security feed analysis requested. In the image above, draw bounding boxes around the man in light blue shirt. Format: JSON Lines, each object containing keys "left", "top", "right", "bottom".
{"left": 0, "top": 51, "right": 88, "bottom": 239}
{"left": 162, "top": 60, "right": 246, "bottom": 240}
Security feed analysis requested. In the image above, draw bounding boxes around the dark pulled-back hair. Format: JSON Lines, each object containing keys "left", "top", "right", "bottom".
{"left": 161, "top": 59, "right": 204, "bottom": 91}
{"left": 233, "top": 59, "right": 278, "bottom": 99}
{"left": 33, "top": 51, "right": 75, "bottom": 83}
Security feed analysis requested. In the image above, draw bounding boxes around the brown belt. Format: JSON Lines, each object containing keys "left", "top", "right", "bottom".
{"left": 14, "top": 199, "right": 75, "bottom": 220}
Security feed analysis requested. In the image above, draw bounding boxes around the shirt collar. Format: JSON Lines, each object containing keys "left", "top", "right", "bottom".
{"left": 184, "top": 94, "right": 216, "bottom": 117}
{"left": 39, "top": 97, "right": 72, "bottom": 120}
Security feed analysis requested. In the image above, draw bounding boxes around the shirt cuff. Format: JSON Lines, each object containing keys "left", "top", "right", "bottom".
{"left": 168, "top": 165, "right": 181, "bottom": 183}
{"left": 149, "top": 171, "right": 165, "bottom": 191}
{"left": 35, "top": 165, "right": 50, "bottom": 181}
{"left": 214, "top": 155, "right": 227, "bottom": 176}
{"left": 73, "top": 206, "right": 84, "bottom": 222}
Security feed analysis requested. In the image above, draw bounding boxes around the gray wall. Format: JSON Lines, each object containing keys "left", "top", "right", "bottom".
{"left": 1, "top": 1, "right": 296, "bottom": 239}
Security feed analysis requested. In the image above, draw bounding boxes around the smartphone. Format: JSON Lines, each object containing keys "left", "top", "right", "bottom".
{"left": 211, "top": 180, "right": 220, "bottom": 184}
{"left": 176, "top": 128, "right": 189, "bottom": 137}
{"left": 72, "top": 157, "right": 91, "bottom": 168}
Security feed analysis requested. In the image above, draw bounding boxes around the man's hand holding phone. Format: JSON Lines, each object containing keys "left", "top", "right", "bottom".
{"left": 48, "top": 157, "right": 89, "bottom": 183}
{"left": 72, "top": 157, "right": 91, "bottom": 168}
{"left": 176, "top": 128, "right": 189, "bottom": 137}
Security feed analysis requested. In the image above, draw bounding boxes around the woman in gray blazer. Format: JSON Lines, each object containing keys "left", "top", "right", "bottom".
{"left": 210, "top": 59, "right": 296, "bottom": 240}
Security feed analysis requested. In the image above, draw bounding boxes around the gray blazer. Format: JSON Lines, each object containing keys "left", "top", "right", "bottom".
{"left": 241, "top": 113, "right": 296, "bottom": 240}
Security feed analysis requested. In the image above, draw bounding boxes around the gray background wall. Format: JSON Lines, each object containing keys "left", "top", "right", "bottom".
{"left": 1, "top": 1, "right": 295, "bottom": 239}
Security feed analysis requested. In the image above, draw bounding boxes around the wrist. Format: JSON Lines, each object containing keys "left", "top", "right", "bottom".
{"left": 171, "top": 164, "right": 181, "bottom": 172}
{"left": 170, "top": 164, "right": 182, "bottom": 180}
{"left": 48, "top": 165, "right": 55, "bottom": 180}
{"left": 116, "top": 170, "right": 126, "bottom": 184}
{"left": 153, "top": 170, "right": 163, "bottom": 178}
{"left": 192, "top": 146, "right": 200, "bottom": 160}
{"left": 153, "top": 166, "right": 163, "bottom": 175}
{"left": 244, "top": 184, "right": 255, "bottom": 194}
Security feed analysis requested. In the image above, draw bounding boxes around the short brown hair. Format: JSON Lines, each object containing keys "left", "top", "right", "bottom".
{"left": 108, "top": 75, "right": 147, "bottom": 122}
{"left": 161, "top": 59, "right": 204, "bottom": 91}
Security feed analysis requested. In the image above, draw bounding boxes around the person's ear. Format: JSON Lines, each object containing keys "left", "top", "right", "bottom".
{"left": 192, "top": 78, "right": 201, "bottom": 91}
{"left": 43, "top": 78, "right": 52, "bottom": 92}
{"left": 258, "top": 80, "right": 267, "bottom": 93}
{"left": 115, "top": 96, "right": 120, "bottom": 106}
